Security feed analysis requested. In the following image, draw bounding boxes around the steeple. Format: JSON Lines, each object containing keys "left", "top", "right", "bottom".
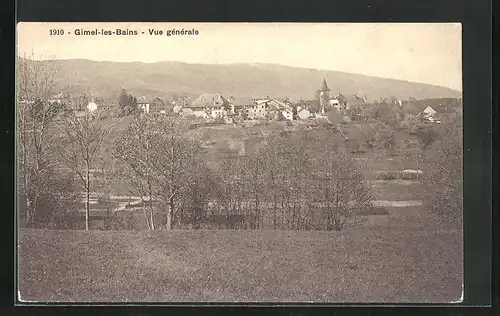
{"left": 317, "top": 78, "right": 331, "bottom": 115}
{"left": 321, "top": 78, "right": 330, "bottom": 92}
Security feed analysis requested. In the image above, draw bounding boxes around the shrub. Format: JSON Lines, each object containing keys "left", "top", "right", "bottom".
{"left": 415, "top": 127, "right": 439, "bottom": 149}
{"left": 421, "top": 123, "right": 462, "bottom": 229}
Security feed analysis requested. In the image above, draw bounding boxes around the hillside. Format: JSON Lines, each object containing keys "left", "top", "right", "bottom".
{"left": 19, "top": 221, "right": 462, "bottom": 302}
{"left": 31, "top": 59, "right": 461, "bottom": 102}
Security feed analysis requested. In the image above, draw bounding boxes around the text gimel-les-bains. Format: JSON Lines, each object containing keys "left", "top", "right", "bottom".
{"left": 73, "top": 28, "right": 200, "bottom": 36}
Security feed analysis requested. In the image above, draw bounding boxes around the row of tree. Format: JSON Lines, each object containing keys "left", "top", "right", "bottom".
{"left": 113, "top": 114, "right": 373, "bottom": 231}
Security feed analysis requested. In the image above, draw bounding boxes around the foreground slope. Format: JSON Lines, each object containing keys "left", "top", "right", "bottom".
{"left": 18, "top": 209, "right": 462, "bottom": 303}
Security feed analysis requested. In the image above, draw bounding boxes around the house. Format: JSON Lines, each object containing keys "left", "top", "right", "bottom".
{"left": 228, "top": 97, "right": 254, "bottom": 121}
{"left": 336, "top": 93, "right": 367, "bottom": 113}
{"left": 281, "top": 108, "right": 293, "bottom": 121}
{"left": 241, "top": 98, "right": 281, "bottom": 121}
{"left": 68, "top": 94, "right": 91, "bottom": 111}
{"left": 297, "top": 107, "right": 311, "bottom": 120}
{"left": 329, "top": 98, "right": 340, "bottom": 109}
{"left": 87, "top": 100, "right": 98, "bottom": 112}
{"left": 172, "top": 96, "right": 191, "bottom": 114}
{"left": 148, "top": 97, "right": 173, "bottom": 114}
{"left": 245, "top": 99, "right": 270, "bottom": 120}
{"left": 183, "top": 93, "right": 232, "bottom": 120}
{"left": 137, "top": 96, "right": 151, "bottom": 113}
{"left": 422, "top": 105, "right": 437, "bottom": 117}
{"left": 49, "top": 92, "right": 71, "bottom": 105}
{"left": 420, "top": 106, "right": 443, "bottom": 123}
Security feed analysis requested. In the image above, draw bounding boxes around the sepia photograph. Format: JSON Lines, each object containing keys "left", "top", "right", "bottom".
{"left": 16, "top": 22, "right": 463, "bottom": 303}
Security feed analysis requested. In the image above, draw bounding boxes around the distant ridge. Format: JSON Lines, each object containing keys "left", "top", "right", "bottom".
{"left": 24, "top": 58, "right": 462, "bottom": 102}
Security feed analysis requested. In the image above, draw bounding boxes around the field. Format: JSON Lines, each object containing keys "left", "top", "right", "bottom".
{"left": 18, "top": 206, "right": 462, "bottom": 302}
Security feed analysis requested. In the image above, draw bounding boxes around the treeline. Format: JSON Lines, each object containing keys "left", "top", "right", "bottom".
{"left": 113, "top": 114, "right": 372, "bottom": 231}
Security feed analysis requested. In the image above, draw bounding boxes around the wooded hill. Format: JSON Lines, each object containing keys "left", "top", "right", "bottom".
{"left": 27, "top": 58, "right": 461, "bottom": 102}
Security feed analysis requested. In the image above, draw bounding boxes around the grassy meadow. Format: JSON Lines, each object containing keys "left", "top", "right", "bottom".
{"left": 18, "top": 208, "right": 462, "bottom": 303}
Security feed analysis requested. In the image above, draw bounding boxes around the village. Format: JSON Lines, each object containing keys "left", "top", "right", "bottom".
{"left": 45, "top": 78, "right": 463, "bottom": 127}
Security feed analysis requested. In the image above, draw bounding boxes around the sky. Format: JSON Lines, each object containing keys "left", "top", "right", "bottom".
{"left": 17, "top": 22, "right": 462, "bottom": 91}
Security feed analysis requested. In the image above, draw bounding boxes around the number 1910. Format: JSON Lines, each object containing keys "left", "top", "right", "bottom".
{"left": 49, "top": 29, "right": 64, "bottom": 35}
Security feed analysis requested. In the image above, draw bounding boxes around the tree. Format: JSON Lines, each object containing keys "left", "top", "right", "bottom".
{"left": 401, "top": 113, "right": 419, "bottom": 131}
{"left": 118, "top": 89, "right": 129, "bottom": 109}
{"left": 260, "top": 130, "right": 371, "bottom": 231}
{"left": 421, "top": 122, "right": 462, "bottom": 229}
{"left": 117, "top": 114, "right": 203, "bottom": 230}
{"left": 415, "top": 127, "right": 439, "bottom": 150}
{"left": 327, "top": 110, "right": 343, "bottom": 126}
{"left": 241, "top": 150, "right": 266, "bottom": 229}
{"left": 356, "top": 123, "right": 394, "bottom": 151}
{"left": 179, "top": 163, "right": 217, "bottom": 229}
{"left": 17, "top": 55, "right": 67, "bottom": 226}
{"left": 347, "top": 106, "right": 362, "bottom": 121}
{"left": 58, "top": 110, "right": 110, "bottom": 230}
{"left": 212, "top": 157, "right": 247, "bottom": 229}
{"left": 118, "top": 89, "right": 138, "bottom": 116}
{"left": 311, "top": 135, "right": 372, "bottom": 231}
{"left": 262, "top": 134, "right": 288, "bottom": 229}
{"left": 114, "top": 115, "right": 159, "bottom": 229}
{"left": 369, "top": 102, "right": 400, "bottom": 126}
{"left": 156, "top": 116, "right": 203, "bottom": 230}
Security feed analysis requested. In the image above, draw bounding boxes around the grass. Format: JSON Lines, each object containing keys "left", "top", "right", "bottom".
{"left": 18, "top": 207, "right": 462, "bottom": 303}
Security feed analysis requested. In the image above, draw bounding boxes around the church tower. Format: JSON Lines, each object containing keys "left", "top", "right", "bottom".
{"left": 317, "top": 78, "right": 331, "bottom": 115}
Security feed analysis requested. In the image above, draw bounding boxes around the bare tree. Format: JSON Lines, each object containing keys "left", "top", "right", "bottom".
{"left": 356, "top": 123, "right": 395, "bottom": 152}
{"left": 213, "top": 157, "right": 246, "bottom": 229}
{"left": 262, "top": 131, "right": 317, "bottom": 230}
{"left": 262, "top": 133, "right": 287, "bottom": 230}
{"left": 312, "top": 140, "right": 372, "bottom": 231}
{"left": 145, "top": 114, "right": 203, "bottom": 230}
{"left": 179, "top": 163, "right": 218, "bottom": 229}
{"left": 114, "top": 115, "right": 159, "bottom": 229}
{"left": 57, "top": 110, "right": 110, "bottom": 230}
{"left": 242, "top": 151, "right": 266, "bottom": 229}
{"left": 422, "top": 122, "right": 463, "bottom": 229}
{"left": 17, "top": 55, "right": 64, "bottom": 226}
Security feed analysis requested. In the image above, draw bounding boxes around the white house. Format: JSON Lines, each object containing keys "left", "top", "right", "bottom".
{"left": 138, "top": 103, "right": 150, "bottom": 113}
{"left": 87, "top": 100, "right": 98, "bottom": 112}
{"left": 172, "top": 100, "right": 183, "bottom": 114}
{"left": 420, "top": 106, "right": 443, "bottom": 123}
{"left": 329, "top": 98, "right": 340, "bottom": 108}
{"left": 182, "top": 93, "right": 232, "bottom": 120}
{"left": 297, "top": 107, "right": 311, "bottom": 120}
{"left": 281, "top": 109, "right": 293, "bottom": 121}
{"left": 137, "top": 96, "right": 151, "bottom": 114}
{"left": 422, "top": 106, "right": 437, "bottom": 117}
{"left": 246, "top": 99, "right": 269, "bottom": 120}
